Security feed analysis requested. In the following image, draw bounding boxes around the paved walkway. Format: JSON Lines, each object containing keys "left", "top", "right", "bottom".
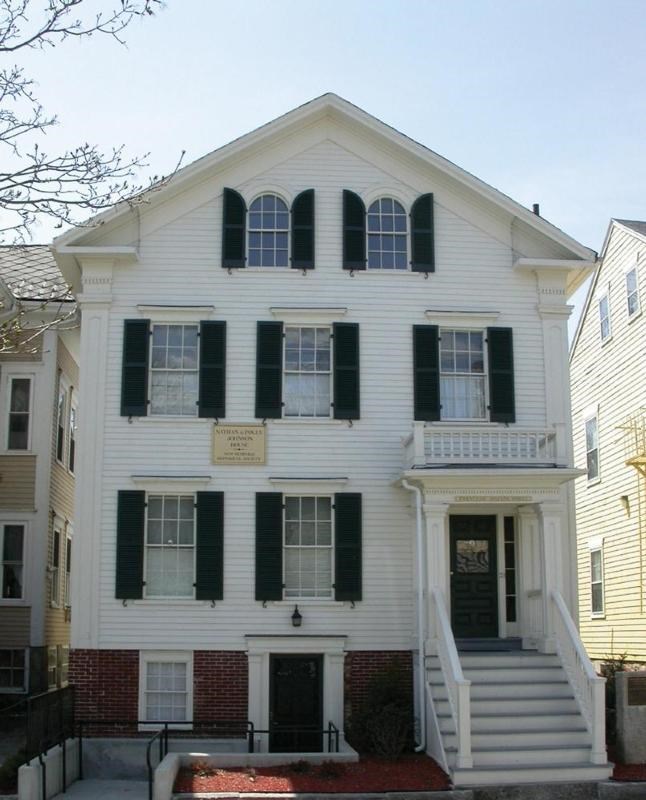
{"left": 53, "top": 780, "right": 148, "bottom": 800}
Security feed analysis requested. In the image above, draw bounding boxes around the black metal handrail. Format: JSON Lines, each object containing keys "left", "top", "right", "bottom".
{"left": 246, "top": 720, "right": 340, "bottom": 753}
{"left": 145, "top": 728, "right": 169, "bottom": 800}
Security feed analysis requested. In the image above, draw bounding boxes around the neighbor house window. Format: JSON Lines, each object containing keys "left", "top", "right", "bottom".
{"left": 150, "top": 324, "right": 198, "bottom": 416}
{"left": 68, "top": 399, "right": 77, "bottom": 473}
{"left": 440, "top": 329, "right": 486, "bottom": 420}
{"left": 144, "top": 495, "right": 195, "bottom": 598}
{"left": 64, "top": 534, "right": 72, "bottom": 607}
{"left": 47, "top": 645, "right": 58, "bottom": 688}
{"left": 0, "top": 649, "right": 26, "bottom": 691}
{"left": 7, "top": 377, "right": 31, "bottom": 450}
{"left": 140, "top": 652, "right": 192, "bottom": 724}
{"left": 626, "top": 267, "right": 640, "bottom": 318}
{"left": 598, "top": 294, "right": 611, "bottom": 341}
{"left": 284, "top": 326, "right": 331, "bottom": 418}
{"left": 284, "top": 496, "right": 333, "bottom": 598}
{"left": 367, "top": 197, "right": 407, "bottom": 269}
{"left": 56, "top": 383, "right": 66, "bottom": 463}
{"left": 590, "top": 548, "right": 604, "bottom": 616}
{"left": 248, "top": 194, "right": 289, "bottom": 267}
{"left": 59, "top": 645, "right": 69, "bottom": 686}
{"left": 1, "top": 524, "right": 24, "bottom": 599}
{"left": 50, "top": 529, "right": 61, "bottom": 606}
{"left": 585, "top": 414, "right": 599, "bottom": 481}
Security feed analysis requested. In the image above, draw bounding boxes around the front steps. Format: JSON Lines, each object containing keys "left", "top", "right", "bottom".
{"left": 427, "top": 649, "right": 613, "bottom": 787}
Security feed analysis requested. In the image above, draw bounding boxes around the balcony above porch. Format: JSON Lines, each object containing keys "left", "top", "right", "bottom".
{"left": 403, "top": 421, "right": 570, "bottom": 471}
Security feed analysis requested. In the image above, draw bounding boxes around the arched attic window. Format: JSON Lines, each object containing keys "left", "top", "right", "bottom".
{"left": 248, "top": 194, "right": 289, "bottom": 267}
{"left": 367, "top": 197, "right": 407, "bottom": 269}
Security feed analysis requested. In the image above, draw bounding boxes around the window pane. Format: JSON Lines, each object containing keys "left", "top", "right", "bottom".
{"left": 3, "top": 526, "right": 23, "bottom": 561}
{"left": 10, "top": 380, "right": 30, "bottom": 413}
{"left": 3, "top": 565, "right": 22, "bottom": 598}
{"left": 591, "top": 583, "right": 603, "bottom": 614}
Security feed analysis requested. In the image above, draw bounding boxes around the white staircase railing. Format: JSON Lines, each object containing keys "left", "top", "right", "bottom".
{"left": 430, "top": 588, "right": 472, "bottom": 769}
{"left": 550, "top": 590, "right": 607, "bottom": 765}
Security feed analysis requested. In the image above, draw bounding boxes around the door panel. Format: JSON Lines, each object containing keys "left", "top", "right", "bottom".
{"left": 450, "top": 515, "right": 498, "bottom": 638}
{"left": 269, "top": 655, "right": 323, "bottom": 752}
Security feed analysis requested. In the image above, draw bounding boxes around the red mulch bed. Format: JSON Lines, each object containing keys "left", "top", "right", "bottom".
{"left": 174, "top": 754, "right": 451, "bottom": 794}
{"left": 613, "top": 762, "right": 646, "bottom": 781}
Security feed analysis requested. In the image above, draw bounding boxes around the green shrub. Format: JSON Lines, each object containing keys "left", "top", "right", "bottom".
{"left": 317, "top": 759, "right": 346, "bottom": 779}
{"left": 289, "top": 759, "right": 312, "bottom": 774}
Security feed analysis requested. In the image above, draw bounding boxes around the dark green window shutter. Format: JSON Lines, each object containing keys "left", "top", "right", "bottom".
{"left": 195, "top": 492, "right": 224, "bottom": 601}
{"left": 413, "top": 325, "right": 440, "bottom": 421}
{"left": 343, "top": 190, "right": 366, "bottom": 270}
{"left": 198, "top": 321, "right": 226, "bottom": 418}
{"left": 121, "top": 320, "right": 149, "bottom": 417}
{"left": 222, "top": 188, "right": 246, "bottom": 268}
{"left": 334, "top": 493, "right": 362, "bottom": 601}
{"left": 291, "top": 189, "right": 315, "bottom": 269}
{"left": 333, "top": 322, "right": 360, "bottom": 420}
{"left": 255, "top": 493, "right": 283, "bottom": 601}
{"left": 115, "top": 490, "right": 145, "bottom": 599}
{"left": 255, "top": 321, "right": 283, "bottom": 418}
{"left": 488, "top": 327, "right": 515, "bottom": 423}
{"left": 411, "top": 193, "right": 435, "bottom": 272}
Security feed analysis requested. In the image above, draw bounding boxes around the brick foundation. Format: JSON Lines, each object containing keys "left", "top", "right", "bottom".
{"left": 69, "top": 649, "right": 139, "bottom": 731}
{"left": 193, "top": 651, "right": 248, "bottom": 722}
{"left": 344, "top": 650, "right": 414, "bottom": 720}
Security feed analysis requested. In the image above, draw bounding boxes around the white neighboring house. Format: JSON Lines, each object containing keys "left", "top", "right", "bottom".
{"left": 53, "top": 94, "right": 611, "bottom": 786}
{"left": 571, "top": 219, "right": 646, "bottom": 664}
{"left": 0, "top": 247, "right": 78, "bottom": 697}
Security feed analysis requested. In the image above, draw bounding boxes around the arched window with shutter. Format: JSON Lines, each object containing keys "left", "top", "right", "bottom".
{"left": 367, "top": 197, "right": 408, "bottom": 269}
{"left": 248, "top": 194, "right": 289, "bottom": 267}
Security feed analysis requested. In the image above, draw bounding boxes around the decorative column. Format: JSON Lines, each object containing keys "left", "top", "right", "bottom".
{"left": 422, "top": 499, "right": 450, "bottom": 645}
{"left": 516, "top": 504, "right": 543, "bottom": 650}
{"left": 538, "top": 501, "right": 566, "bottom": 653}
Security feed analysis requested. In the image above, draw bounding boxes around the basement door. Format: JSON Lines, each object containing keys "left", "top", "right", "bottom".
{"left": 269, "top": 655, "right": 323, "bottom": 752}
{"left": 450, "top": 515, "right": 499, "bottom": 638}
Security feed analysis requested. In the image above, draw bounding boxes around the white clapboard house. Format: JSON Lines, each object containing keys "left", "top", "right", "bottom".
{"left": 52, "top": 94, "right": 611, "bottom": 786}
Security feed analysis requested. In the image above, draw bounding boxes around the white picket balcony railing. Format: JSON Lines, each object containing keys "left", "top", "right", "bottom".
{"left": 403, "top": 422, "right": 566, "bottom": 469}
{"left": 551, "top": 590, "right": 607, "bottom": 765}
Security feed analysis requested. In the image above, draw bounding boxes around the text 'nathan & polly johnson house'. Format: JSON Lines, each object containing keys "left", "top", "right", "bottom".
{"left": 52, "top": 94, "right": 611, "bottom": 787}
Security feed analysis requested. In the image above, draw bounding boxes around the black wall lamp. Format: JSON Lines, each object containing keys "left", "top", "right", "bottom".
{"left": 291, "top": 605, "right": 302, "bottom": 628}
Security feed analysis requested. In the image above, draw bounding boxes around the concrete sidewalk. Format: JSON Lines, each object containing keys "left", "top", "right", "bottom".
{"left": 52, "top": 780, "right": 148, "bottom": 800}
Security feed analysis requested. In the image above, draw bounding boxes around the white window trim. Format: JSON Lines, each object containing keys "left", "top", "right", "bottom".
{"left": 47, "top": 644, "right": 58, "bottom": 689}
{"left": 0, "top": 647, "right": 29, "bottom": 693}
{"left": 138, "top": 650, "right": 193, "bottom": 730}
{"left": 596, "top": 289, "right": 612, "bottom": 344}
{"left": 6, "top": 374, "right": 34, "bottom": 452}
{"left": 439, "top": 327, "right": 489, "bottom": 423}
{"left": 136, "top": 305, "right": 215, "bottom": 322}
{"left": 67, "top": 393, "right": 78, "bottom": 475}
{"left": 247, "top": 192, "right": 291, "bottom": 269}
{"left": 50, "top": 520, "right": 64, "bottom": 608}
{"left": 283, "top": 493, "right": 335, "bottom": 601}
{"left": 589, "top": 546, "right": 605, "bottom": 619}
{"left": 143, "top": 493, "right": 196, "bottom": 601}
{"left": 131, "top": 476, "right": 212, "bottom": 493}
{"left": 625, "top": 265, "right": 641, "bottom": 321}
{"left": 425, "top": 309, "right": 500, "bottom": 327}
{"left": 0, "top": 521, "right": 26, "bottom": 604}
{"left": 282, "top": 324, "right": 333, "bottom": 421}
{"left": 268, "top": 477, "right": 348, "bottom": 493}
{"left": 55, "top": 375, "right": 70, "bottom": 467}
{"left": 64, "top": 529, "right": 73, "bottom": 608}
{"left": 148, "top": 321, "right": 200, "bottom": 419}
{"left": 365, "top": 195, "right": 410, "bottom": 272}
{"left": 583, "top": 405, "right": 600, "bottom": 485}
{"left": 270, "top": 307, "right": 347, "bottom": 324}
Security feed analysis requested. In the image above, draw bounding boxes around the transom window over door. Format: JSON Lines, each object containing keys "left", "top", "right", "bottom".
{"left": 440, "top": 329, "right": 486, "bottom": 420}
{"left": 284, "top": 496, "right": 333, "bottom": 598}
{"left": 150, "top": 324, "right": 198, "bottom": 416}
{"left": 248, "top": 195, "right": 289, "bottom": 267}
{"left": 145, "top": 495, "right": 195, "bottom": 598}
{"left": 367, "top": 198, "right": 407, "bottom": 269}
{"left": 284, "top": 327, "right": 331, "bottom": 417}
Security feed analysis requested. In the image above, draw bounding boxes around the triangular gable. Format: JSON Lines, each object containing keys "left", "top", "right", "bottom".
{"left": 54, "top": 93, "right": 595, "bottom": 265}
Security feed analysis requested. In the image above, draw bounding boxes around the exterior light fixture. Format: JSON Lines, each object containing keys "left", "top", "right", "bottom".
{"left": 291, "top": 605, "right": 302, "bottom": 628}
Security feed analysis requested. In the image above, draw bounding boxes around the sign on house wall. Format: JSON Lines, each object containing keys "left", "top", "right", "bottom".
{"left": 213, "top": 424, "right": 266, "bottom": 465}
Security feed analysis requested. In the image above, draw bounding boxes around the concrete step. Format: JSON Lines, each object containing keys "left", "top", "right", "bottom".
{"left": 450, "top": 762, "right": 613, "bottom": 787}
{"left": 471, "top": 744, "right": 593, "bottom": 767}
{"left": 437, "top": 711, "right": 585, "bottom": 733}
{"left": 442, "top": 728, "right": 590, "bottom": 749}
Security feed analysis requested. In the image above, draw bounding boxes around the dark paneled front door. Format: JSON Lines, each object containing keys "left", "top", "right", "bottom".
{"left": 450, "top": 515, "right": 499, "bottom": 638}
{"left": 269, "top": 655, "right": 323, "bottom": 752}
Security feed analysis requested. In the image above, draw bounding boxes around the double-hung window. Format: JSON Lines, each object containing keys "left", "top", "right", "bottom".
{"left": 1, "top": 524, "right": 24, "bottom": 599}
{"left": 64, "top": 533, "right": 72, "bottom": 607}
{"left": 140, "top": 652, "right": 192, "bottom": 724}
{"left": 284, "top": 496, "right": 333, "bottom": 598}
{"left": 367, "top": 197, "right": 407, "bottom": 269}
{"left": 626, "top": 267, "right": 640, "bottom": 318}
{"left": 144, "top": 495, "right": 195, "bottom": 598}
{"left": 0, "top": 649, "right": 26, "bottom": 691}
{"left": 51, "top": 528, "right": 61, "bottom": 606}
{"left": 150, "top": 324, "right": 199, "bottom": 416}
{"left": 248, "top": 195, "right": 289, "bottom": 267}
{"left": 585, "top": 414, "right": 599, "bottom": 481}
{"left": 68, "top": 399, "right": 77, "bottom": 473}
{"left": 284, "top": 327, "right": 331, "bottom": 418}
{"left": 439, "top": 329, "right": 486, "bottom": 420}
{"left": 590, "top": 547, "right": 604, "bottom": 616}
{"left": 598, "top": 294, "right": 611, "bottom": 341}
{"left": 7, "top": 377, "right": 31, "bottom": 450}
{"left": 56, "top": 384, "right": 66, "bottom": 463}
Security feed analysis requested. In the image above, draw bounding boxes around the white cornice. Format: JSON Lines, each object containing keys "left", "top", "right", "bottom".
{"left": 268, "top": 477, "right": 348, "bottom": 493}
{"left": 270, "top": 306, "right": 348, "bottom": 323}
{"left": 425, "top": 308, "right": 500, "bottom": 327}
{"left": 137, "top": 305, "right": 216, "bottom": 321}
{"left": 57, "top": 246, "right": 138, "bottom": 262}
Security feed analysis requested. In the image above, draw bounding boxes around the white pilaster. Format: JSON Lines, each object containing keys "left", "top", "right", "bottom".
{"left": 422, "top": 500, "right": 450, "bottom": 645}
{"left": 537, "top": 501, "right": 566, "bottom": 653}
{"left": 517, "top": 504, "right": 543, "bottom": 650}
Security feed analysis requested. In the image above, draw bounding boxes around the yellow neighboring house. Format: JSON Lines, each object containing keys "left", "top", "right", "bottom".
{"left": 0, "top": 246, "right": 78, "bottom": 696}
{"left": 571, "top": 219, "right": 646, "bottom": 663}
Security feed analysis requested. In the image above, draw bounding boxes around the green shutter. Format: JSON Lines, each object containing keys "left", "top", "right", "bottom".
{"left": 222, "top": 188, "right": 246, "bottom": 268}
{"left": 333, "top": 322, "right": 360, "bottom": 419}
{"left": 255, "top": 493, "right": 283, "bottom": 601}
{"left": 410, "top": 193, "right": 435, "bottom": 272}
{"left": 291, "top": 189, "right": 315, "bottom": 269}
{"left": 195, "top": 492, "right": 224, "bottom": 601}
{"left": 115, "top": 491, "right": 145, "bottom": 599}
{"left": 255, "top": 321, "right": 283, "bottom": 418}
{"left": 488, "top": 327, "right": 515, "bottom": 423}
{"left": 413, "top": 325, "right": 440, "bottom": 421}
{"left": 343, "top": 190, "right": 366, "bottom": 270}
{"left": 121, "top": 320, "right": 149, "bottom": 417}
{"left": 334, "top": 493, "right": 362, "bottom": 601}
{"left": 198, "top": 321, "right": 226, "bottom": 418}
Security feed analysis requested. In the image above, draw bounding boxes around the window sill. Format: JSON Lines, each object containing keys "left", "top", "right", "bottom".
{"left": 355, "top": 270, "right": 422, "bottom": 277}
{"left": 0, "top": 687, "right": 27, "bottom": 694}
{"left": 600, "top": 335, "right": 613, "bottom": 347}
{"left": 232, "top": 267, "right": 297, "bottom": 274}
{"left": 130, "top": 599, "right": 209, "bottom": 606}
{"left": 271, "top": 419, "right": 348, "bottom": 426}
{"left": 133, "top": 415, "right": 206, "bottom": 423}
{"left": 627, "top": 309, "right": 642, "bottom": 324}
{"left": 1, "top": 450, "right": 35, "bottom": 456}
{"left": 280, "top": 599, "right": 347, "bottom": 607}
{"left": 587, "top": 477, "right": 601, "bottom": 487}
{"left": 138, "top": 722, "right": 192, "bottom": 732}
{"left": 590, "top": 612, "right": 606, "bottom": 619}
{"left": 0, "top": 599, "right": 28, "bottom": 607}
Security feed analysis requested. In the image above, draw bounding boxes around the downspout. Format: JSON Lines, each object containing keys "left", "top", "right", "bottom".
{"left": 402, "top": 478, "right": 426, "bottom": 752}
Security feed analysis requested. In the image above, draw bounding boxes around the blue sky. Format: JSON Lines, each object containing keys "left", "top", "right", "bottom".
{"left": 17, "top": 0, "right": 646, "bottom": 319}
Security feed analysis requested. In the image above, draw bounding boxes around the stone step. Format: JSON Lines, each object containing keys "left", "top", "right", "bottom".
{"left": 430, "top": 680, "right": 574, "bottom": 699}
{"left": 437, "top": 710, "right": 585, "bottom": 733}
{"left": 462, "top": 665, "right": 566, "bottom": 683}
{"left": 442, "top": 727, "right": 590, "bottom": 750}
{"left": 450, "top": 761, "right": 613, "bottom": 787}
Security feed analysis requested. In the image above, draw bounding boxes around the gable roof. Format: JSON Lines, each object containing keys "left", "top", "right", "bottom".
{"left": 0, "top": 245, "right": 72, "bottom": 301}
{"left": 54, "top": 93, "right": 596, "bottom": 275}
{"left": 570, "top": 218, "right": 646, "bottom": 359}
